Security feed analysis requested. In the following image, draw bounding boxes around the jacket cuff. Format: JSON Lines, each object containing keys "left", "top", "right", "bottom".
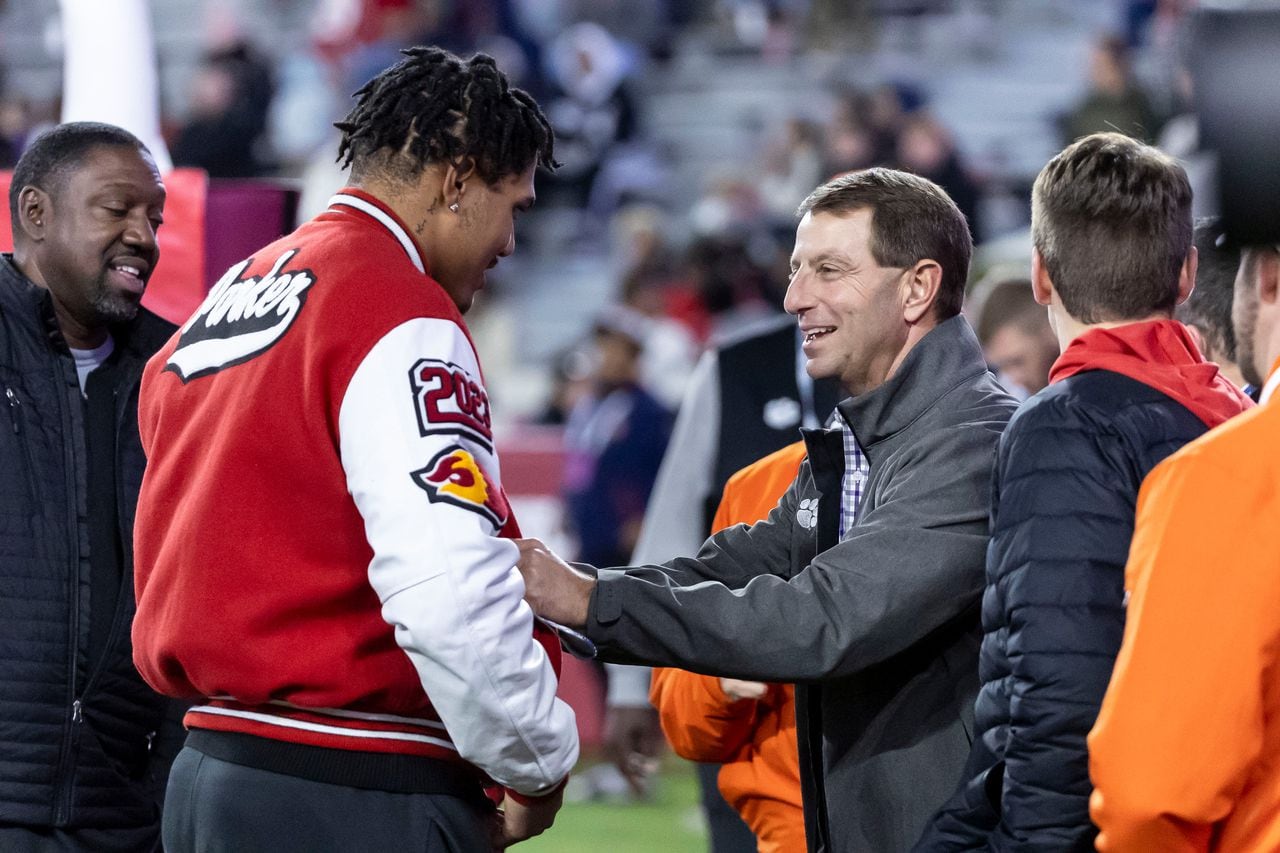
{"left": 505, "top": 775, "right": 568, "bottom": 806}
{"left": 590, "top": 568, "right": 628, "bottom": 625}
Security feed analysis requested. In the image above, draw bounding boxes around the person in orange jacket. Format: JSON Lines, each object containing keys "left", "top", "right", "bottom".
{"left": 650, "top": 441, "right": 808, "bottom": 853}
{"left": 1087, "top": 241, "right": 1280, "bottom": 851}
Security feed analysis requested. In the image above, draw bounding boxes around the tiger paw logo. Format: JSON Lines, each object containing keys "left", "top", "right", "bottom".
{"left": 411, "top": 445, "right": 510, "bottom": 529}
{"left": 796, "top": 498, "right": 819, "bottom": 530}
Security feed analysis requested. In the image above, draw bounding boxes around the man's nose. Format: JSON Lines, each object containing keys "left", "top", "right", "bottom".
{"left": 783, "top": 271, "right": 810, "bottom": 316}
{"left": 124, "top": 210, "right": 158, "bottom": 253}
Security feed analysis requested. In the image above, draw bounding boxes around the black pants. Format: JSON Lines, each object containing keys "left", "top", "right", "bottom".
{"left": 164, "top": 746, "right": 495, "bottom": 852}
{"left": 697, "top": 762, "right": 758, "bottom": 853}
{"left": 0, "top": 823, "right": 159, "bottom": 853}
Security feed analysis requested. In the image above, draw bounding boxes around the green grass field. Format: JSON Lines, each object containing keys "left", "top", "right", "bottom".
{"left": 519, "top": 759, "right": 706, "bottom": 853}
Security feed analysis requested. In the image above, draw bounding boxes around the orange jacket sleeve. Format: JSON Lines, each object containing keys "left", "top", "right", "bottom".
{"left": 650, "top": 667, "right": 765, "bottom": 763}
{"left": 648, "top": 443, "right": 807, "bottom": 766}
{"left": 1088, "top": 435, "right": 1280, "bottom": 851}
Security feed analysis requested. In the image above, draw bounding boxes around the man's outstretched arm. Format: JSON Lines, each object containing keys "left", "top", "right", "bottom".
{"left": 518, "top": 422, "right": 997, "bottom": 682}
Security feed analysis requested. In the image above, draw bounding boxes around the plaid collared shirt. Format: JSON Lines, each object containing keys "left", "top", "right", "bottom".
{"left": 839, "top": 420, "right": 870, "bottom": 539}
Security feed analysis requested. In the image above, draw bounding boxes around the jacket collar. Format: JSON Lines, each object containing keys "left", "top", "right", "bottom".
{"left": 1262, "top": 357, "right": 1280, "bottom": 404}
{"left": 832, "top": 315, "right": 989, "bottom": 451}
{"left": 1, "top": 253, "right": 62, "bottom": 342}
{"left": 326, "top": 188, "right": 429, "bottom": 275}
{"left": 1049, "top": 318, "right": 1252, "bottom": 428}
{"left": 1, "top": 253, "right": 46, "bottom": 308}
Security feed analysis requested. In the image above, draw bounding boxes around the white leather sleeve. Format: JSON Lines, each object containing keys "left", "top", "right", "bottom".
{"left": 337, "top": 317, "right": 578, "bottom": 796}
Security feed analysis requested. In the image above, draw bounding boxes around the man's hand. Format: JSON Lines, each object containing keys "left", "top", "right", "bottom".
{"left": 515, "top": 538, "right": 595, "bottom": 629}
{"left": 719, "top": 678, "right": 769, "bottom": 702}
{"left": 604, "top": 705, "right": 664, "bottom": 798}
{"left": 498, "top": 785, "right": 564, "bottom": 848}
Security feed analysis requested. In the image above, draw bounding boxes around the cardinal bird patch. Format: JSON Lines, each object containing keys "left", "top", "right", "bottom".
{"left": 411, "top": 445, "right": 510, "bottom": 528}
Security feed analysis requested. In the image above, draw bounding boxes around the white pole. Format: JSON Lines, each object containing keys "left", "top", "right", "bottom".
{"left": 58, "top": 0, "right": 173, "bottom": 172}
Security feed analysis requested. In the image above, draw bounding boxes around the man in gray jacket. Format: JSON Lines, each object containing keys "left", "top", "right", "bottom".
{"left": 520, "top": 168, "right": 1018, "bottom": 852}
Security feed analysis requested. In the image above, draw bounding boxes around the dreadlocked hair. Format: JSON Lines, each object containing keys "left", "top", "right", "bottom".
{"left": 335, "top": 46, "right": 557, "bottom": 185}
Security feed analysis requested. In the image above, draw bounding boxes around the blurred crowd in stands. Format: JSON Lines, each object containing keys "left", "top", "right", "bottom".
{"left": 7, "top": 0, "right": 1195, "bottom": 654}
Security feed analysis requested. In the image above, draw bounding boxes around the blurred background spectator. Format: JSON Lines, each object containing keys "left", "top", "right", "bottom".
{"left": 972, "top": 274, "right": 1058, "bottom": 400}
{"left": 1059, "top": 33, "right": 1160, "bottom": 144}
{"left": 822, "top": 88, "right": 878, "bottom": 177}
{"left": 561, "top": 305, "right": 672, "bottom": 568}
{"left": 0, "top": 94, "right": 34, "bottom": 168}
{"left": 896, "top": 109, "right": 982, "bottom": 238}
{"left": 542, "top": 22, "right": 640, "bottom": 209}
{"left": 535, "top": 346, "right": 595, "bottom": 427}
{"left": 171, "top": 41, "right": 275, "bottom": 177}
{"left": 759, "top": 117, "right": 825, "bottom": 222}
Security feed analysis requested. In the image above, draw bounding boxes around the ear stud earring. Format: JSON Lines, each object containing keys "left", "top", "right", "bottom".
{"left": 449, "top": 202, "right": 460, "bottom": 213}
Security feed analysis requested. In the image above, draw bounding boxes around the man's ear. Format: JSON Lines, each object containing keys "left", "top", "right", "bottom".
{"left": 441, "top": 157, "right": 478, "bottom": 210}
{"left": 1030, "top": 248, "right": 1054, "bottom": 306}
{"left": 902, "top": 259, "right": 942, "bottom": 324}
{"left": 1175, "top": 245, "right": 1198, "bottom": 307}
{"left": 16, "top": 186, "right": 49, "bottom": 243}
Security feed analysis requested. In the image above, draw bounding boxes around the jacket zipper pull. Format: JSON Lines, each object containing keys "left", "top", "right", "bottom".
{"left": 72, "top": 699, "right": 83, "bottom": 724}
{"left": 5, "top": 387, "right": 19, "bottom": 434}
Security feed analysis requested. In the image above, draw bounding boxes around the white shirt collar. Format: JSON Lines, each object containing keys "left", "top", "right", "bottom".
{"left": 1259, "top": 365, "right": 1280, "bottom": 405}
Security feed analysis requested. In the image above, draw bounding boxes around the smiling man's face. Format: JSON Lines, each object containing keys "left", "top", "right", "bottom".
{"left": 35, "top": 143, "right": 165, "bottom": 343}
{"left": 784, "top": 208, "right": 912, "bottom": 396}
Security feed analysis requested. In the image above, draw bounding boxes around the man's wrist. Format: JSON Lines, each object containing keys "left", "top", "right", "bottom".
{"left": 505, "top": 776, "right": 568, "bottom": 806}
{"left": 572, "top": 574, "right": 596, "bottom": 628}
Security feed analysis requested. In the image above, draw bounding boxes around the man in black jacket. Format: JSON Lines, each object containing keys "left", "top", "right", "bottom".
{"left": 915, "top": 133, "right": 1253, "bottom": 851}
{"left": 518, "top": 168, "right": 1018, "bottom": 852}
{"left": 0, "top": 122, "right": 180, "bottom": 852}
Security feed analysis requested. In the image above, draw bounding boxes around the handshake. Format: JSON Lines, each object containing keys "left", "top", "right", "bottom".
{"left": 514, "top": 539, "right": 597, "bottom": 630}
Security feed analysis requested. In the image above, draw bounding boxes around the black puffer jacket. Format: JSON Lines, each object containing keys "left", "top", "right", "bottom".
{"left": 915, "top": 370, "right": 1212, "bottom": 852}
{"left": 0, "top": 254, "right": 180, "bottom": 835}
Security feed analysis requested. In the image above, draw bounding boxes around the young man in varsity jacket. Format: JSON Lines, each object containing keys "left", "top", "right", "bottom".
{"left": 132, "top": 48, "right": 578, "bottom": 851}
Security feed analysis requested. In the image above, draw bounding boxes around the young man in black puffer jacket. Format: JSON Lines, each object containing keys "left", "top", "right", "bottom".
{"left": 915, "top": 133, "right": 1253, "bottom": 851}
{"left": 0, "top": 123, "right": 181, "bottom": 852}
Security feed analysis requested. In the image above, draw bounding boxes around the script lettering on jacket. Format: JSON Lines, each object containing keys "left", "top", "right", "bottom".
{"left": 409, "top": 358, "right": 493, "bottom": 449}
{"left": 165, "top": 249, "right": 316, "bottom": 382}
